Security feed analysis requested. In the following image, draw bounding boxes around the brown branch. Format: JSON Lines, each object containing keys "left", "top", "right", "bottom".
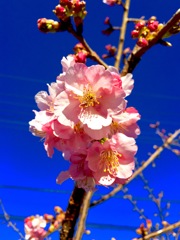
{"left": 114, "top": 0, "right": 131, "bottom": 70}
{"left": 121, "top": 9, "right": 180, "bottom": 76}
{"left": 137, "top": 220, "right": 180, "bottom": 240}
{"left": 74, "top": 191, "right": 93, "bottom": 240}
{"left": 90, "top": 129, "right": 180, "bottom": 207}
{"left": 67, "top": 25, "right": 109, "bottom": 69}
{"left": 60, "top": 186, "right": 86, "bottom": 240}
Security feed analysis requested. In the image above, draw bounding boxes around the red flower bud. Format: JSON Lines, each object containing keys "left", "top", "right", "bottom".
{"left": 131, "top": 29, "right": 139, "bottom": 39}
{"left": 147, "top": 20, "right": 159, "bottom": 31}
{"left": 137, "top": 37, "right": 148, "bottom": 47}
{"left": 135, "top": 20, "right": 146, "bottom": 30}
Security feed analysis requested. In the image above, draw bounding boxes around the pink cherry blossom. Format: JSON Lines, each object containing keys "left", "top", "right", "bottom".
{"left": 24, "top": 215, "right": 47, "bottom": 240}
{"left": 61, "top": 55, "right": 76, "bottom": 72}
{"left": 56, "top": 152, "right": 96, "bottom": 191}
{"left": 86, "top": 133, "right": 137, "bottom": 186}
{"left": 54, "top": 63, "right": 133, "bottom": 139}
{"left": 110, "top": 107, "right": 141, "bottom": 138}
{"left": 83, "top": 107, "right": 140, "bottom": 140}
{"left": 35, "top": 82, "right": 63, "bottom": 112}
{"left": 30, "top": 56, "right": 140, "bottom": 190}
{"left": 29, "top": 112, "right": 73, "bottom": 157}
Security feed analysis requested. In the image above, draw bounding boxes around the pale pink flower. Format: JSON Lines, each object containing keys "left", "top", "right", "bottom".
{"left": 54, "top": 63, "right": 131, "bottom": 139}
{"left": 108, "top": 67, "right": 134, "bottom": 97}
{"left": 87, "top": 133, "right": 137, "bottom": 186}
{"left": 29, "top": 82, "right": 64, "bottom": 139}
{"left": 30, "top": 56, "right": 140, "bottom": 190}
{"left": 110, "top": 107, "right": 141, "bottom": 138}
{"left": 35, "top": 82, "right": 63, "bottom": 112}
{"left": 55, "top": 123, "right": 92, "bottom": 160}
{"left": 24, "top": 215, "right": 47, "bottom": 240}
{"left": 56, "top": 152, "right": 95, "bottom": 191}
{"left": 61, "top": 55, "right": 76, "bottom": 72}
{"left": 83, "top": 107, "right": 140, "bottom": 140}
{"left": 29, "top": 112, "right": 73, "bottom": 157}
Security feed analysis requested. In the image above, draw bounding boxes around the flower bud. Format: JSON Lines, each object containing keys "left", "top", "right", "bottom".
{"left": 137, "top": 37, "right": 148, "bottom": 47}
{"left": 37, "top": 18, "right": 62, "bottom": 33}
{"left": 53, "top": 4, "right": 69, "bottom": 21}
{"left": 104, "top": 17, "right": 111, "bottom": 25}
{"left": 75, "top": 52, "right": 87, "bottom": 63}
{"left": 43, "top": 214, "right": 54, "bottom": 222}
{"left": 135, "top": 20, "right": 146, "bottom": 30}
{"left": 147, "top": 20, "right": 159, "bottom": 31}
{"left": 54, "top": 206, "right": 63, "bottom": 214}
{"left": 131, "top": 29, "right": 139, "bottom": 39}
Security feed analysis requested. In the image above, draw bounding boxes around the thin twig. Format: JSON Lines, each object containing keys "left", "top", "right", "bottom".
{"left": 121, "top": 9, "right": 180, "bottom": 75}
{"left": 137, "top": 220, "right": 180, "bottom": 240}
{"left": 67, "top": 25, "right": 109, "bottom": 69}
{"left": 0, "top": 199, "right": 25, "bottom": 239}
{"left": 122, "top": 188, "right": 148, "bottom": 220}
{"left": 90, "top": 129, "right": 180, "bottom": 207}
{"left": 74, "top": 191, "right": 93, "bottom": 240}
{"left": 128, "top": 17, "right": 146, "bottom": 23}
{"left": 114, "top": 0, "right": 131, "bottom": 69}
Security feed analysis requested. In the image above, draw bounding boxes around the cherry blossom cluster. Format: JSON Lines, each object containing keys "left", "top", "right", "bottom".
{"left": 37, "top": 0, "right": 87, "bottom": 34}
{"left": 53, "top": 0, "right": 87, "bottom": 26}
{"left": 24, "top": 206, "right": 65, "bottom": 239}
{"left": 131, "top": 17, "right": 164, "bottom": 47}
{"left": 24, "top": 215, "right": 47, "bottom": 240}
{"left": 29, "top": 56, "right": 140, "bottom": 191}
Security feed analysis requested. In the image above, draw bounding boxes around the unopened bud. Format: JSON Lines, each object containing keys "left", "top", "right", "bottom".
{"left": 135, "top": 20, "right": 146, "bottom": 30}
{"left": 37, "top": 18, "right": 62, "bottom": 33}
{"left": 104, "top": 17, "right": 111, "bottom": 25}
{"left": 137, "top": 37, "right": 148, "bottom": 47}
{"left": 147, "top": 20, "right": 159, "bottom": 32}
{"left": 54, "top": 206, "right": 63, "bottom": 214}
{"left": 131, "top": 29, "right": 139, "bottom": 39}
{"left": 44, "top": 214, "right": 54, "bottom": 222}
{"left": 53, "top": 4, "right": 68, "bottom": 21}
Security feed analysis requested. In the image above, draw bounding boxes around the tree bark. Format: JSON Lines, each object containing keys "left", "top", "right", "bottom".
{"left": 60, "top": 186, "right": 86, "bottom": 240}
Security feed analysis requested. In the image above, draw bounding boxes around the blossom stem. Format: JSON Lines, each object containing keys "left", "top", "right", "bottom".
{"left": 127, "top": 18, "right": 146, "bottom": 23}
{"left": 137, "top": 220, "right": 180, "bottom": 240}
{"left": 74, "top": 190, "right": 93, "bottom": 240}
{"left": 60, "top": 185, "right": 86, "bottom": 240}
{"left": 121, "top": 8, "right": 180, "bottom": 76}
{"left": 90, "top": 129, "right": 180, "bottom": 207}
{"left": 0, "top": 199, "right": 25, "bottom": 239}
{"left": 114, "top": 0, "right": 131, "bottom": 70}
{"left": 67, "top": 24, "right": 109, "bottom": 69}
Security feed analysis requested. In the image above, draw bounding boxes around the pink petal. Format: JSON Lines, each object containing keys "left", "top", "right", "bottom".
{"left": 56, "top": 171, "right": 70, "bottom": 184}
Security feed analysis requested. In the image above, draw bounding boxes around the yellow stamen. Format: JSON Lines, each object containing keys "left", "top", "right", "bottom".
{"left": 111, "top": 121, "right": 127, "bottom": 135}
{"left": 78, "top": 86, "right": 100, "bottom": 108}
{"left": 46, "top": 100, "right": 54, "bottom": 113}
{"left": 99, "top": 150, "right": 122, "bottom": 175}
{"left": 74, "top": 122, "right": 84, "bottom": 134}
{"left": 33, "top": 129, "right": 46, "bottom": 138}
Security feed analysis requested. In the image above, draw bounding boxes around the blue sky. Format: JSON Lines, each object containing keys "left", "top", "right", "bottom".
{"left": 0, "top": 0, "right": 180, "bottom": 239}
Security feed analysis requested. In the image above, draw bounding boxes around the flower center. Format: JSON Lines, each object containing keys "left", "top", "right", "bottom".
{"left": 110, "top": 121, "right": 126, "bottom": 135}
{"left": 79, "top": 86, "right": 100, "bottom": 108}
{"left": 31, "top": 128, "right": 46, "bottom": 138}
{"left": 99, "top": 150, "right": 122, "bottom": 175}
{"left": 46, "top": 100, "right": 54, "bottom": 113}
